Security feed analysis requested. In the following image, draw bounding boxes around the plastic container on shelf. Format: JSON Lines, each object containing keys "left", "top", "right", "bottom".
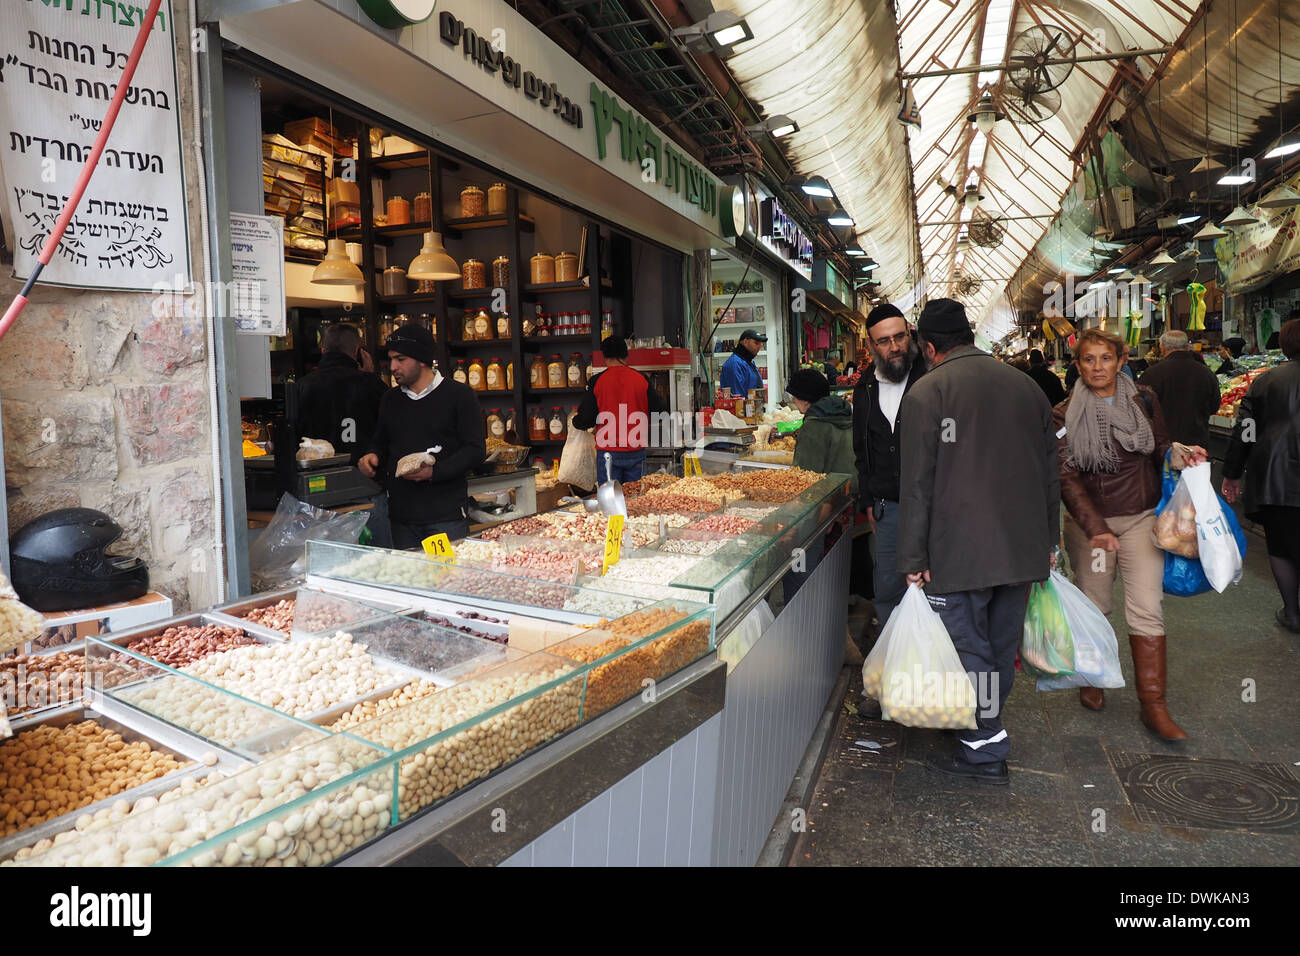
{"left": 386, "top": 195, "right": 410, "bottom": 226}
{"left": 548, "top": 407, "right": 566, "bottom": 439}
{"left": 381, "top": 267, "right": 407, "bottom": 297}
{"left": 555, "top": 252, "right": 578, "bottom": 283}
{"left": 460, "top": 185, "right": 486, "bottom": 218}
{"left": 566, "top": 354, "right": 584, "bottom": 387}
{"left": 452, "top": 359, "right": 468, "bottom": 385}
{"left": 531, "top": 253, "right": 556, "bottom": 284}
{"left": 412, "top": 192, "right": 432, "bottom": 223}
{"left": 487, "top": 182, "right": 508, "bottom": 216}
{"left": 462, "top": 258, "right": 486, "bottom": 290}
{"left": 472, "top": 308, "right": 492, "bottom": 340}
{"left": 492, "top": 256, "right": 510, "bottom": 289}
{"left": 495, "top": 310, "right": 511, "bottom": 339}
{"left": 462, "top": 312, "right": 476, "bottom": 342}
{"left": 529, "top": 408, "right": 548, "bottom": 441}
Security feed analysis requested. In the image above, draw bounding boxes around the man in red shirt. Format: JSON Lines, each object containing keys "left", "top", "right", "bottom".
{"left": 573, "top": 337, "right": 667, "bottom": 483}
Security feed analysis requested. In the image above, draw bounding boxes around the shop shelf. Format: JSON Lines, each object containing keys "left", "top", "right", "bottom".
{"left": 375, "top": 293, "right": 439, "bottom": 306}
{"left": 523, "top": 277, "right": 612, "bottom": 296}
{"left": 373, "top": 151, "right": 429, "bottom": 170}
{"left": 339, "top": 220, "right": 432, "bottom": 242}
{"left": 443, "top": 213, "right": 534, "bottom": 234}
{"left": 522, "top": 336, "right": 594, "bottom": 347}
{"left": 447, "top": 338, "right": 512, "bottom": 349}
{"left": 446, "top": 287, "right": 499, "bottom": 301}
{"left": 526, "top": 387, "right": 587, "bottom": 396}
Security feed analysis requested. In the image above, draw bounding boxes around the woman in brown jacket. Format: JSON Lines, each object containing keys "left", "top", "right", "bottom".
{"left": 1056, "top": 328, "right": 1206, "bottom": 740}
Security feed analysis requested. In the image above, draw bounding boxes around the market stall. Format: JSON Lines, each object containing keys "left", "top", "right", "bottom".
{"left": 1, "top": 468, "right": 853, "bottom": 867}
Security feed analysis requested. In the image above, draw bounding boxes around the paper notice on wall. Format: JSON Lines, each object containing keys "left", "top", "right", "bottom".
{"left": 0, "top": 0, "right": 189, "bottom": 291}
{"left": 229, "top": 213, "right": 286, "bottom": 335}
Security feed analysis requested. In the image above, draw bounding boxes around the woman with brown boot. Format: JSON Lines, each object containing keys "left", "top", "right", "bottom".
{"left": 1053, "top": 328, "right": 1207, "bottom": 740}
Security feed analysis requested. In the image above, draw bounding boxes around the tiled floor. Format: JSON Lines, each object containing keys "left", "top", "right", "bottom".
{"left": 791, "top": 536, "right": 1300, "bottom": 866}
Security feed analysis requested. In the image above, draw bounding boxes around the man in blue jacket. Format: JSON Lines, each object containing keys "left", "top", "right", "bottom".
{"left": 719, "top": 328, "right": 765, "bottom": 397}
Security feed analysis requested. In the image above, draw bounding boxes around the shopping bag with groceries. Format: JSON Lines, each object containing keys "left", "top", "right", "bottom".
{"left": 879, "top": 584, "right": 978, "bottom": 730}
{"left": 1021, "top": 573, "right": 1075, "bottom": 678}
{"left": 1035, "top": 570, "right": 1125, "bottom": 691}
{"left": 1154, "top": 455, "right": 1246, "bottom": 596}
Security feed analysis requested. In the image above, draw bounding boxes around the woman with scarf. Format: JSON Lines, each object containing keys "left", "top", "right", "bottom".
{"left": 1055, "top": 328, "right": 1207, "bottom": 740}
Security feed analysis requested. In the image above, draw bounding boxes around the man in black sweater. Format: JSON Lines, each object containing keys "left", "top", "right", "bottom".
{"left": 358, "top": 324, "right": 485, "bottom": 548}
{"left": 1025, "top": 348, "right": 1066, "bottom": 407}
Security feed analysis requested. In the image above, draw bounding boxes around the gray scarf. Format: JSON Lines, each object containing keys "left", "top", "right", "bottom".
{"left": 1064, "top": 373, "right": 1154, "bottom": 473}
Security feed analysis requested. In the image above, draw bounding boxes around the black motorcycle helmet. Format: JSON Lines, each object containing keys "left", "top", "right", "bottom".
{"left": 10, "top": 508, "right": 149, "bottom": 612}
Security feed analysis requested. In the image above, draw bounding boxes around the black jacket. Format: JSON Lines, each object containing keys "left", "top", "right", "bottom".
{"left": 1027, "top": 362, "right": 1066, "bottom": 406}
{"left": 1223, "top": 360, "right": 1300, "bottom": 517}
{"left": 851, "top": 358, "right": 925, "bottom": 505}
{"left": 295, "top": 351, "right": 388, "bottom": 464}
{"left": 1137, "top": 350, "right": 1220, "bottom": 447}
{"left": 897, "top": 346, "right": 1059, "bottom": 594}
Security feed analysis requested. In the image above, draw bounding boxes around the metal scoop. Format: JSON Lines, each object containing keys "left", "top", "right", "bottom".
{"left": 595, "top": 452, "right": 627, "bottom": 517}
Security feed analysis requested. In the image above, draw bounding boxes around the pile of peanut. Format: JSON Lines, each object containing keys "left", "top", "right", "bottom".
{"left": 240, "top": 599, "right": 295, "bottom": 632}
{"left": 0, "top": 720, "right": 188, "bottom": 838}
{"left": 627, "top": 492, "right": 720, "bottom": 516}
{"left": 0, "top": 652, "right": 138, "bottom": 718}
{"left": 730, "top": 467, "right": 824, "bottom": 502}
{"left": 124, "top": 623, "right": 260, "bottom": 668}
{"left": 328, "top": 680, "right": 443, "bottom": 734}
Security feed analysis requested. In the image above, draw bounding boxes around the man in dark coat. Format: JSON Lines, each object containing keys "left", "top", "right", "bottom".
{"left": 1137, "top": 330, "right": 1221, "bottom": 447}
{"left": 1026, "top": 348, "right": 1066, "bottom": 407}
{"left": 296, "top": 323, "right": 387, "bottom": 464}
{"left": 897, "top": 299, "right": 1060, "bottom": 786}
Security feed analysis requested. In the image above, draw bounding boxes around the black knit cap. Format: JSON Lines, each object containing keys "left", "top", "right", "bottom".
{"left": 383, "top": 323, "right": 435, "bottom": 366}
{"left": 787, "top": 368, "right": 830, "bottom": 402}
{"left": 917, "top": 298, "right": 969, "bottom": 336}
{"left": 866, "top": 303, "right": 905, "bottom": 328}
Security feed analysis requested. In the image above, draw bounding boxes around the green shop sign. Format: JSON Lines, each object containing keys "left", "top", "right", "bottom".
{"left": 356, "top": 0, "right": 436, "bottom": 29}
{"left": 589, "top": 84, "right": 717, "bottom": 221}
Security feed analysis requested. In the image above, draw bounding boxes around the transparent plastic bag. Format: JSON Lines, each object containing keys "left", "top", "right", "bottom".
{"left": 1152, "top": 472, "right": 1199, "bottom": 558}
{"left": 295, "top": 437, "right": 336, "bottom": 461}
{"left": 860, "top": 603, "right": 896, "bottom": 700}
{"left": 879, "top": 584, "right": 977, "bottom": 729}
{"left": 1035, "top": 570, "right": 1125, "bottom": 690}
{"left": 1021, "top": 573, "right": 1075, "bottom": 678}
{"left": 556, "top": 418, "right": 596, "bottom": 489}
{"left": 248, "top": 494, "right": 372, "bottom": 591}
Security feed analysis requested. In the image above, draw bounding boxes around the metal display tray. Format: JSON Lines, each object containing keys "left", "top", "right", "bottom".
{"left": 0, "top": 704, "right": 253, "bottom": 863}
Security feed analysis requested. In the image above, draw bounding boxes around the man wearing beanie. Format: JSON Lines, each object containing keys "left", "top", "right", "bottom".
{"left": 852, "top": 302, "right": 927, "bottom": 630}
{"left": 787, "top": 369, "right": 856, "bottom": 489}
{"left": 359, "top": 324, "right": 485, "bottom": 548}
{"left": 897, "top": 298, "right": 1059, "bottom": 785}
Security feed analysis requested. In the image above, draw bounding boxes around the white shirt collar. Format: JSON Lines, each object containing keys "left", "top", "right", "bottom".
{"left": 402, "top": 369, "right": 442, "bottom": 400}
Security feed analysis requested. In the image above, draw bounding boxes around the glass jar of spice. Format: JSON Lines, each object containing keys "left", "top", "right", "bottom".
{"left": 467, "top": 358, "right": 486, "bottom": 391}
{"left": 529, "top": 355, "right": 547, "bottom": 390}
{"left": 452, "top": 359, "right": 468, "bottom": 385}
{"left": 462, "top": 258, "right": 486, "bottom": 290}
{"left": 529, "top": 408, "right": 548, "bottom": 442}
{"left": 485, "top": 409, "right": 505, "bottom": 441}
{"left": 386, "top": 195, "right": 410, "bottom": 226}
{"left": 496, "top": 310, "right": 510, "bottom": 339}
{"left": 473, "top": 308, "right": 492, "bottom": 340}
{"left": 555, "top": 251, "right": 578, "bottom": 283}
{"left": 460, "top": 185, "right": 486, "bottom": 218}
{"left": 507, "top": 361, "right": 514, "bottom": 390}
{"left": 412, "top": 192, "right": 432, "bottom": 224}
{"left": 492, "top": 255, "right": 510, "bottom": 289}
{"left": 548, "top": 407, "right": 566, "bottom": 439}
{"left": 567, "top": 354, "right": 583, "bottom": 387}
{"left": 462, "top": 312, "right": 476, "bottom": 342}
{"left": 487, "top": 182, "right": 508, "bottom": 216}
{"left": 547, "top": 354, "right": 565, "bottom": 389}
{"left": 485, "top": 357, "right": 503, "bottom": 391}
{"left": 530, "top": 253, "right": 555, "bottom": 284}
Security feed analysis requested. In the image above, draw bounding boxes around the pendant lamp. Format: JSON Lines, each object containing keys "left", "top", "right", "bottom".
{"left": 1256, "top": 185, "right": 1300, "bottom": 209}
{"left": 1150, "top": 249, "right": 1177, "bottom": 265}
{"left": 1219, "top": 205, "right": 1258, "bottom": 229}
{"left": 1193, "top": 221, "right": 1228, "bottom": 240}
{"left": 408, "top": 231, "right": 460, "bottom": 280}
{"left": 312, "top": 239, "right": 365, "bottom": 286}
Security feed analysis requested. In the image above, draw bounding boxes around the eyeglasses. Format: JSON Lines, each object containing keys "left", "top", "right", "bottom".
{"left": 870, "top": 332, "right": 910, "bottom": 348}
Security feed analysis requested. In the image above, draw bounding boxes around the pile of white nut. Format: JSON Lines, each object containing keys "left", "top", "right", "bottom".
{"left": 351, "top": 663, "right": 582, "bottom": 818}
{"left": 121, "top": 633, "right": 396, "bottom": 746}
{"left": 9, "top": 741, "right": 391, "bottom": 867}
{"left": 329, "top": 552, "right": 442, "bottom": 590}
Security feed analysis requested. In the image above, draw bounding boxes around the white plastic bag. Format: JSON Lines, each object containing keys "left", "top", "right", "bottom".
{"left": 879, "top": 584, "right": 977, "bottom": 729}
{"left": 295, "top": 437, "right": 336, "bottom": 461}
{"left": 1182, "top": 462, "right": 1243, "bottom": 592}
{"left": 860, "top": 603, "right": 896, "bottom": 700}
{"left": 556, "top": 418, "right": 596, "bottom": 489}
{"left": 1035, "top": 570, "right": 1125, "bottom": 691}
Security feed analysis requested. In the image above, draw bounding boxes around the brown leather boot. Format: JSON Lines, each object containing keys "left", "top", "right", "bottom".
{"left": 1129, "top": 634, "right": 1188, "bottom": 740}
{"left": 1079, "top": 687, "right": 1105, "bottom": 710}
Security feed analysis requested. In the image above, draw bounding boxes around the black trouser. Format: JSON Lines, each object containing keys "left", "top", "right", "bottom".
{"left": 925, "top": 583, "right": 1029, "bottom": 765}
{"left": 391, "top": 517, "right": 470, "bottom": 551}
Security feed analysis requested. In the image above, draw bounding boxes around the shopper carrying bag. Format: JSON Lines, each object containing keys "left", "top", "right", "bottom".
{"left": 879, "top": 584, "right": 978, "bottom": 730}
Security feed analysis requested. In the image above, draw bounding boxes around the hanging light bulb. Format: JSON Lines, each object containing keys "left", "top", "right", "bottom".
{"left": 407, "top": 231, "right": 460, "bottom": 280}
{"left": 1220, "top": 205, "right": 1258, "bottom": 229}
{"left": 1193, "top": 221, "right": 1229, "bottom": 240}
{"left": 967, "top": 92, "right": 1003, "bottom": 135}
{"left": 312, "top": 239, "right": 364, "bottom": 287}
{"left": 963, "top": 184, "right": 984, "bottom": 209}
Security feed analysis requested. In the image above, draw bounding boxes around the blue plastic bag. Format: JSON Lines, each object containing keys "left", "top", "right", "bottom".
{"left": 1156, "top": 452, "right": 1247, "bottom": 596}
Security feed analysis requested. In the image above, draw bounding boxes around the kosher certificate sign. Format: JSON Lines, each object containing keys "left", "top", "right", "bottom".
{"left": 229, "top": 213, "right": 285, "bottom": 336}
{"left": 0, "top": 0, "right": 189, "bottom": 290}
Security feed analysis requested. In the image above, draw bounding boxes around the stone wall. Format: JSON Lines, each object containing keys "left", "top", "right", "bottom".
{"left": 1, "top": 2, "right": 222, "bottom": 612}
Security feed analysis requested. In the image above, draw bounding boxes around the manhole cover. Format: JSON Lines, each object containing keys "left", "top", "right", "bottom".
{"left": 1108, "top": 751, "right": 1300, "bottom": 834}
{"left": 824, "top": 716, "right": 903, "bottom": 776}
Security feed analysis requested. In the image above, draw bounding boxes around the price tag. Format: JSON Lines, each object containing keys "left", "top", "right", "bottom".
{"left": 684, "top": 453, "right": 702, "bottom": 477}
{"left": 422, "top": 533, "right": 456, "bottom": 562}
{"left": 601, "top": 514, "right": 625, "bottom": 575}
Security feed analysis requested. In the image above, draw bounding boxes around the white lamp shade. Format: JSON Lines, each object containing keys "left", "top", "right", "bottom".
{"left": 1220, "top": 205, "right": 1258, "bottom": 229}
{"left": 1150, "top": 250, "right": 1177, "bottom": 264}
{"left": 1193, "top": 221, "right": 1229, "bottom": 239}
{"left": 1257, "top": 185, "right": 1300, "bottom": 209}
{"left": 312, "top": 239, "right": 364, "bottom": 286}
{"left": 407, "top": 232, "right": 460, "bottom": 281}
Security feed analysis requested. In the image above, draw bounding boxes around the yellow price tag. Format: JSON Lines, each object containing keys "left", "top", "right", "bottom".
{"left": 684, "top": 453, "right": 702, "bottom": 477}
{"left": 421, "top": 533, "right": 456, "bottom": 562}
{"left": 601, "top": 515, "right": 625, "bottom": 575}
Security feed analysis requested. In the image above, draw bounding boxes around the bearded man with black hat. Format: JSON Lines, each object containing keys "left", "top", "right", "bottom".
{"left": 897, "top": 298, "right": 1059, "bottom": 786}
{"left": 852, "top": 303, "right": 927, "bottom": 627}
{"left": 358, "top": 324, "right": 485, "bottom": 549}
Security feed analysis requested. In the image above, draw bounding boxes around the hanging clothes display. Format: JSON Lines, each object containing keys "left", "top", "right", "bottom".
{"left": 1186, "top": 282, "right": 1207, "bottom": 332}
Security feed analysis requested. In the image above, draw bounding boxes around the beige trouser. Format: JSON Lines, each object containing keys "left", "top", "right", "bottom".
{"left": 1063, "top": 509, "right": 1165, "bottom": 635}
